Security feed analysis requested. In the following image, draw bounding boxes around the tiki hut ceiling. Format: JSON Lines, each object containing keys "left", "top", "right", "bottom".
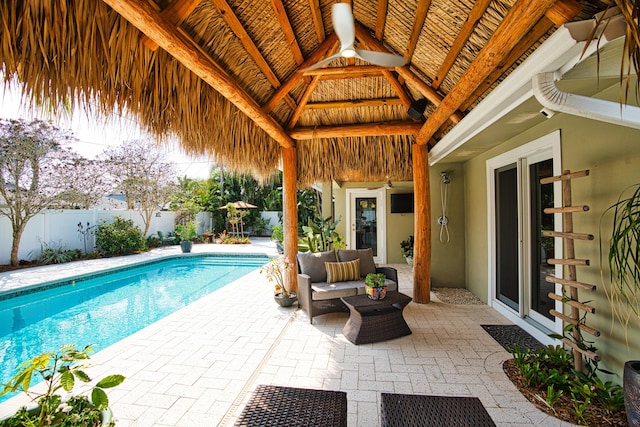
{"left": 0, "top": 0, "right": 611, "bottom": 185}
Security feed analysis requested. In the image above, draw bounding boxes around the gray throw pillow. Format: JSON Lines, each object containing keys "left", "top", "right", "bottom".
{"left": 337, "top": 248, "right": 376, "bottom": 277}
{"left": 297, "top": 250, "right": 337, "bottom": 282}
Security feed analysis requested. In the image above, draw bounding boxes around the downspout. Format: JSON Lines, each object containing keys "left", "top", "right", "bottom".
{"left": 532, "top": 72, "right": 640, "bottom": 130}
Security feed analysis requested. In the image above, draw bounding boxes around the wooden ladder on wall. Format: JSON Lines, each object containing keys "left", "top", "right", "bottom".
{"left": 542, "top": 169, "right": 599, "bottom": 372}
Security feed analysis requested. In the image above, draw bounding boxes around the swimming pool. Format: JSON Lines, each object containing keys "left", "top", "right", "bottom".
{"left": 0, "top": 254, "right": 268, "bottom": 403}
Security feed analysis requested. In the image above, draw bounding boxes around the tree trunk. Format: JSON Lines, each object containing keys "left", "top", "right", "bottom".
{"left": 10, "top": 224, "right": 26, "bottom": 267}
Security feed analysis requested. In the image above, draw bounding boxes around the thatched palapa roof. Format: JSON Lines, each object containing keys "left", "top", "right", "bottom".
{"left": 0, "top": 0, "right": 611, "bottom": 185}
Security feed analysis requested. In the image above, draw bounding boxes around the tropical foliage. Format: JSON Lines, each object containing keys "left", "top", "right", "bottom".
{"left": 94, "top": 217, "right": 146, "bottom": 256}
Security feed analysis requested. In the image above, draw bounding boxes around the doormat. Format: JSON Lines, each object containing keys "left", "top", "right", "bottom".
{"left": 481, "top": 324, "right": 544, "bottom": 352}
{"left": 381, "top": 393, "right": 496, "bottom": 427}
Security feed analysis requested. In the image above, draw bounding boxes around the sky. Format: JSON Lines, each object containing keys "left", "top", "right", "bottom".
{"left": 0, "top": 85, "right": 214, "bottom": 179}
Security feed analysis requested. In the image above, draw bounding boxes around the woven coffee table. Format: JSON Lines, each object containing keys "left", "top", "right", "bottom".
{"left": 234, "top": 384, "right": 347, "bottom": 427}
{"left": 340, "top": 292, "right": 412, "bottom": 345}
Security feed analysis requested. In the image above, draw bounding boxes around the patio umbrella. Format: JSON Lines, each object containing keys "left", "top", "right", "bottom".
{"left": 219, "top": 201, "right": 257, "bottom": 237}
{"left": 218, "top": 201, "right": 257, "bottom": 209}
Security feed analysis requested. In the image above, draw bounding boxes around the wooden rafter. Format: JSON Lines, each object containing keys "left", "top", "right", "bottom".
{"left": 287, "top": 76, "right": 320, "bottom": 129}
{"left": 102, "top": 0, "right": 294, "bottom": 148}
{"left": 270, "top": 0, "right": 305, "bottom": 65}
{"left": 309, "top": 0, "right": 325, "bottom": 43}
{"left": 288, "top": 121, "right": 422, "bottom": 140}
{"left": 304, "top": 98, "right": 403, "bottom": 110}
{"left": 382, "top": 70, "right": 413, "bottom": 109}
{"left": 404, "top": 0, "right": 432, "bottom": 62}
{"left": 211, "top": 0, "right": 297, "bottom": 110}
{"left": 262, "top": 34, "right": 338, "bottom": 113}
{"left": 375, "top": 0, "right": 388, "bottom": 40}
{"left": 140, "top": 0, "right": 201, "bottom": 51}
{"left": 432, "top": 0, "right": 492, "bottom": 90}
{"left": 304, "top": 65, "right": 387, "bottom": 79}
{"left": 461, "top": 0, "right": 580, "bottom": 111}
{"left": 415, "top": 0, "right": 562, "bottom": 146}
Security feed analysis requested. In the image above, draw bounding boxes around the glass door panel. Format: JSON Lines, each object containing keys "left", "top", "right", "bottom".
{"left": 355, "top": 197, "right": 378, "bottom": 256}
{"left": 495, "top": 164, "right": 520, "bottom": 311}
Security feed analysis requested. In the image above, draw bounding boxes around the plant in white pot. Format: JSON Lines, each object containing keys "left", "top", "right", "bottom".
{"left": 400, "top": 235, "right": 414, "bottom": 266}
{"left": 600, "top": 184, "right": 640, "bottom": 425}
{"left": 0, "top": 344, "right": 124, "bottom": 427}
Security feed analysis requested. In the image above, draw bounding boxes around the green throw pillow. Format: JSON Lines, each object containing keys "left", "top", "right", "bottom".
{"left": 325, "top": 259, "right": 360, "bottom": 284}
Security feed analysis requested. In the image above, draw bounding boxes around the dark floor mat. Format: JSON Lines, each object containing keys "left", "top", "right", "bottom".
{"left": 234, "top": 384, "right": 347, "bottom": 427}
{"left": 381, "top": 393, "right": 496, "bottom": 427}
{"left": 481, "top": 324, "right": 544, "bottom": 352}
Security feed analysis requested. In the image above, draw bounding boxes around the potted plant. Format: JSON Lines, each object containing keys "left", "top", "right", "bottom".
{"left": 270, "top": 224, "right": 284, "bottom": 254}
{"left": 600, "top": 184, "right": 640, "bottom": 425}
{"left": 0, "top": 344, "right": 125, "bottom": 426}
{"left": 400, "top": 235, "right": 414, "bottom": 266}
{"left": 365, "top": 273, "right": 387, "bottom": 300}
{"left": 260, "top": 257, "right": 296, "bottom": 307}
{"left": 174, "top": 221, "right": 197, "bottom": 253}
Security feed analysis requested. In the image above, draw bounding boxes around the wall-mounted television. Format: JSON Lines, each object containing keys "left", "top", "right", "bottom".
{"left": 390, "top": 193, "right": 414, "bottom": 213}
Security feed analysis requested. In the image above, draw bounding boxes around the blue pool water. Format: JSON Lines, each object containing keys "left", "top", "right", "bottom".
{"left": 0, "top": 254, "right": 268, "bottom": 403}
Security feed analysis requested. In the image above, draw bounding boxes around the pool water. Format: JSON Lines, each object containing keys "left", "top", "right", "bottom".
{"left": 0, "top": 254, "right": 267, "bottom": 403}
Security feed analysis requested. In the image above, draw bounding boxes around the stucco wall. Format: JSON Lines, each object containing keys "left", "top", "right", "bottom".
{"left": 331, "top": 162, "right": 466, "bottom": 288}
{"left": 463, "top": 83, "right": 640, "bottom": 379}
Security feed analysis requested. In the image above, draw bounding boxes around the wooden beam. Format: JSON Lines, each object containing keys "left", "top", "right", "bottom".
{"left": 211, "top": 0, "right": 297, "bottom": 111}
{"left": 413, "top": 143, "right": 431, "bottom": 303}
{"left": 382, "top": 70, "right": 413, "bottom": 109}
{"left": 461, "top": 17, "right": 555, "bottom": 111}
{"left": 103, "top": 0, "right": 294, "bottom": 148}
{"left": 282, "top": 146, "right": 299, "bottom": 293}
{"left": 309, "top": 0, "right": 325, "bottom": 43}
{"left": 396, "top": 67, "right": 463, "bottom": 123}
{"left": 262, "top": 34, "right": 338, "bottom": 113}
{"left": 432, "top": 0, "right": 492, "bottom": 90}
{"left": 288, "top": 121, "right": 422, "bottom": 140}
{"left": 304, "top": 98, "right": 403, "bottom": 110}
{"left": 287, "top": 76, "right": 320, "bottom": 128}
{"left": 404, "top": 0, "right": 432, "bottom": 62}
{"left": 141, "top": 0, "right": 201, "bottom": 51}
{"left": 303, "top": 65, "right": 389, "bottom": 77}
{"left": 415, "top": 0, "right": 558, "bottom": 145}
{"left": 375, "top": 0, "right": 388, "bottom": 40}
{"left": 270, "top": 0, "right": 305, "bottom": 65}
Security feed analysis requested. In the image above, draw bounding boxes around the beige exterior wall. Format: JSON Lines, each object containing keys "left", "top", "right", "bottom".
{"left": 463, "top": 83, "right": 640, "bottom": 378}
{"left": 332, "top": 163, "right": 466, "bottom": 288}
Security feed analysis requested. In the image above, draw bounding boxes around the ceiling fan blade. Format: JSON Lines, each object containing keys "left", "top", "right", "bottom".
{"left": 354, "top": 49, "right": 407, "bottom": 67}
{"left": 332, "top": 3, "right": 355, "bottom": 52}
{"left": 302, "top": 53, "right": 343, "bottom": 71}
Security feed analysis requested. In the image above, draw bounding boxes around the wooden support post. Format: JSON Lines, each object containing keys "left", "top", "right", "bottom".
{"left": 412, "top": 143, "right": 431, "bottom": 303}
{"left": 282, "top": 147, "right": 299, "bottom": 292}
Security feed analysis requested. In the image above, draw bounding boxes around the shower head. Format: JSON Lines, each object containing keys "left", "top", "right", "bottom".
{"left": 440, "top": 172, "right": 451, "bottom": 184}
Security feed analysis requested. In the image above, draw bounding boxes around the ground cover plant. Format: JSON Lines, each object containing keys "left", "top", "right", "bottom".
{"left": 504, "top": 344, "right": 626, "bottom": 426}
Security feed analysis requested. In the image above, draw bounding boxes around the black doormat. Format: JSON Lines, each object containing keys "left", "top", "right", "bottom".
{"left": 234, "top": 384, "right": 347, "bottom": 427}
{"left": 381, "top": 393, "right": 496, "bottom": 427}
{"left": 481, "top": 324, "right": 544, "bottom": 352}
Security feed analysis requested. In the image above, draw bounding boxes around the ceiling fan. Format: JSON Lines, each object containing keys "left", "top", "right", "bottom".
{"left": 303, "top": 3, "right": 407, "bottom": 71}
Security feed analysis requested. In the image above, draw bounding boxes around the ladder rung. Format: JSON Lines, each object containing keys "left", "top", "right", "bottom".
{"left": 550, "top": 309, "right": 600, "bottom": 336}
{"left": 547, "top": 292, "right": 595, "bottom": 313}
{"left": 540, "top": 169, "right": 590, "bottom": 184}
{"left": 542, "top": 230, "right": 594, "bottom": 240}
{"left": 548, "top": 258, "right": 590, "bottom": 266}
{"left": 545, "top": 276, "right": 596, "bottom": 291}
{"left": 544, "top": 205, "right": 589, "bottom": 214}
{"left": 562, "top": 338, "right": 600, "bottom": 361}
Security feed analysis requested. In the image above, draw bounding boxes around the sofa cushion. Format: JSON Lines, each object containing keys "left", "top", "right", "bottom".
{"left": 297, "top": 250, "right": 337, "bottom": 283}
{"left": 311, "top": 281, "right": 361, "bottom": 300}
{"left": 336, "top": 248, "right": 376, "bottom": 276}
{"left": 325, "top": 259, "right": 360, "bottom": 284}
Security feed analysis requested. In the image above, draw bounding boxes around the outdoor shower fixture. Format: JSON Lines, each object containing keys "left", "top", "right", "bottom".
{"left": 438, "top": 172, "right": 451, "bottom": 243}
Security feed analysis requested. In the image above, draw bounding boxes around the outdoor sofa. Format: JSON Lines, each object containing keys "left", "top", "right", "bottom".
{"left": 297, "top": 248, "right": 398, "bottom": 323}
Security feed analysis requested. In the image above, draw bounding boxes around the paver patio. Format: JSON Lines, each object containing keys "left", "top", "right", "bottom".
{"left": 0, "top": 240, "right": 574, "bottom": 426}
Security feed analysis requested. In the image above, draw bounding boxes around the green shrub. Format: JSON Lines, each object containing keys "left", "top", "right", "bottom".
{"left": 37, "top": 242, "right": 82, "bottom": 265}
{"left": 95, "top": 217, "right": 146, "bottom": 256}
{"left": 146, "top": 235, "right": 161, "bottom": 248}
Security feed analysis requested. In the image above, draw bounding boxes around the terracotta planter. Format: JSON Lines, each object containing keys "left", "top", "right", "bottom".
{"left": 625, "top": 361, "right": 640, "bottom": 426}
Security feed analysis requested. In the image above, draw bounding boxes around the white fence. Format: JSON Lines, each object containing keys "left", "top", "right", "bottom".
{"left": 0, "top": 210, "right": 178, "bottom": 265}
{"left": 0, "top": 210, "right": 279, "bottom": 265}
